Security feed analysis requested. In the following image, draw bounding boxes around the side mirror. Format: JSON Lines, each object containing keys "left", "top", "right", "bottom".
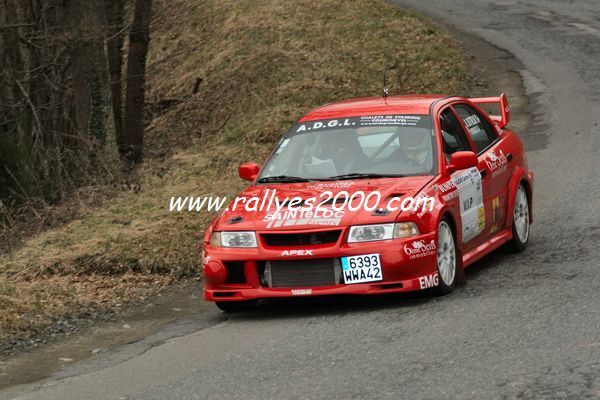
{"left": 446, "top": 151, "right": 478, "bottom": 174}
{"left": 238, "top": 162, "right": 260, "bottom": 181}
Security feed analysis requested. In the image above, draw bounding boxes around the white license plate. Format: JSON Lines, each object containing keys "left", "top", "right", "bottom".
{"left": 341, "top": 253, "right": 382, "bottom": 284}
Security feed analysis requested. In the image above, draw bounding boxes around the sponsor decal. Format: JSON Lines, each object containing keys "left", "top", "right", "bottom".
{"left": 478, "top": 207, "right": 486, "bottom": 231}
{"left": 264, "top": 208, "right": 345, "bottom": 228}
{"left": 291, "top": 115, "right": 430, "bottom": 136}
{"left": 490, "top": 196, "right": 502, "bottom": 233}
{"left": 306, "top": 181, "right": 354, "bottom": 190}
{"left": 452, "top": 167, "right": 485, "bottom": 243}
{"left": 437, "top": 180, "right": 457, "bottom": 193}
{"left": 404, "top": 239, "right": 437, "bottom": 259}
{"left": 358, "top": 115, "right": 425, "bottom": 127}
{"left": 463, "top": 114, "right": 481, "bottom": 128}
{"left": 438, "top": 180, "right": 459, "bottom": 202}
{"left": 291, "top": 289, "right": 312, "bottom": 296}
{"left": 485, "top": 149, "right": 508, "bottom": 177}
{"left": 453, "top": 170, "right": 476, "bottom": 186}
{"left": 492, "top": 165, "right": 508, "bottom": 178}
{"left": 201, "top": 252, "right": 211, "bottom": 266}
{"left": 280, "top": 249, "right": 314, "bottom": 256}
{"left": 419, "top": 273, "right": 439, "bottom": 289}
{"left": 295, "top": 118, "right": 355, "bottom": 133}
{"left": 462, "top": 197, "right": 473, "bottom": 212}
{"left": 442, "top": 190, "right": 459, "bottom": 202}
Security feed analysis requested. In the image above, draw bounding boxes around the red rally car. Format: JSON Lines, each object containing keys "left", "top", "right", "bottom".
{"left": 202, "top": 94, "right": 534, "bottom": 312}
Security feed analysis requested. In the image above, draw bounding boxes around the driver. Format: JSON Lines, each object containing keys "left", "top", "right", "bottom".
{"left": 319, "top": 130, "right": 368, "bottom": 174}
{"left": 399, "top": 129, "right": 430, "bottom": 166}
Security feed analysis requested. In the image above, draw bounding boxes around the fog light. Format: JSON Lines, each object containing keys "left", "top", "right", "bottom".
{"left": 203, "top": 261, "right": 227, "bottom": 284}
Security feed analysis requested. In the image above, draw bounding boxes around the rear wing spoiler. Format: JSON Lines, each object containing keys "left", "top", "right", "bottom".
{"left": 468, "top": 93, "right": 511, "bottom": 128}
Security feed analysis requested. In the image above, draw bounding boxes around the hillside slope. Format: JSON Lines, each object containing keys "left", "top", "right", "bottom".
{"left": 0, "top": 0, "right": 467, "bottom": 344}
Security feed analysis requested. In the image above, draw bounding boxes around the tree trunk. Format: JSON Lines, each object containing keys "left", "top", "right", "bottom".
{"left": 0, "top": 0, "right": 115, "bottom": 205}
{"left": 67, "top": 0, "right": 111, "bottom": 147}
{"left": 122, "top": 0, "right": 153, "bottom": 164}
{"left": 104, "top": 0, "right": 125, "bottom": 145}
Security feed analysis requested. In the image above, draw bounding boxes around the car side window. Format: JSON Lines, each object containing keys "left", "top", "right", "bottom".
{"left": 453, "top": 104, "right": 498, "bottom": 154}
{"left": 440, "top": 108, "right": 472, "bottom": 161}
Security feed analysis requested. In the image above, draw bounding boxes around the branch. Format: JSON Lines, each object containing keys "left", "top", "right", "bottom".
{"left": 0, "top": 23, "right": 33, "bottom": 30}
{"left": 105, "top": 23, "right": 132, "bottom": 41}
{"left": 13, "top": 78, "right": 43, "bottom": 146}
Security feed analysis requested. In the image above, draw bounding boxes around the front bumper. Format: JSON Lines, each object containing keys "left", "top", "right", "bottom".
{"left": 202, "top": 230, "right": 438, "bottom": 302}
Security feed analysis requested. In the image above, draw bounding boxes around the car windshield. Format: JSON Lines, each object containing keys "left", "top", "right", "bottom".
{"left": 258, "top": 115, "right": 436, "bottom": 182}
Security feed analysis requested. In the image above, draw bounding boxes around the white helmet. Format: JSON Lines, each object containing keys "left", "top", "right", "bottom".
{"left": 403, "top": 131, "right": 429, "bottom": 164}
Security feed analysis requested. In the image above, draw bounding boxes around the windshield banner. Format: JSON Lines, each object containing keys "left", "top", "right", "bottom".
{"left": 292, "top": 115, "right": 430, "bottom": 135}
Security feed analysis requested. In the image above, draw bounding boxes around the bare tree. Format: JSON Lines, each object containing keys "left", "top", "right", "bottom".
{"left": 122, "top": 0, "right": 153, "bottom": 163}
{"left": 67, "top": 0, "right": 111, "bottom": 147}
{"left": 0, "top": 0, "right": 156, "bottom": 224}
{"left": 104, "top": 0, "right": 125, "bottom": 145}
{"left": 0, "top": 0, "right": 113, "bottom": 204}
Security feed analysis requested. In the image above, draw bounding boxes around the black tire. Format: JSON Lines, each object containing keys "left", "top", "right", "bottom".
{"left": 434, "top": 217, "right": 458, "bottom": 295}
{"left": 507, "top": 183, "right": 530, "bottom": 253}
{"left": 215, "top": 300, "right": 258, "bottom": 313}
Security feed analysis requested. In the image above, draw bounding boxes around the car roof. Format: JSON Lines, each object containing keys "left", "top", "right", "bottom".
{"left": 298, "top": 95, "right": 447, "bottom": 122}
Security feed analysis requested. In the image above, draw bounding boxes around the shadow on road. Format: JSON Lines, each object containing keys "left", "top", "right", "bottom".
{"left": 228, "top": 242, "right": 535, "bottom": 322}
{"left": 230, "top": 289, "right": 441, "bottom": 322}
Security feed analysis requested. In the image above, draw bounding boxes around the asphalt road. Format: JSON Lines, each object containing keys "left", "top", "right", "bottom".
{"left": 3, "top": 1, "right": 600, "bottom": 399}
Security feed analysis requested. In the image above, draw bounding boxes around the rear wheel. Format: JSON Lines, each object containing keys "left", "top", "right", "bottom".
{"left": 215, "top": 300, "right": 258, "bottom": 313}
{"left": 507, "top": 184, "right": 530, "bottom": 252}
{"left": 434, "top": 218, "right": 457, "bottom": 295}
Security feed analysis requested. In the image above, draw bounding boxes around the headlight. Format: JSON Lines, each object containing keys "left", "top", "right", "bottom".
{"left": 347, "top": 222, "right": 419, "bottom": 243}
{"left": 393, "top": 222, "right": 420, "bottom": 238}
{"left": 348, "top": 223, "right": 394, "bottom": 242}
{"left": 210, "top": 231, "right": 257, "bottom": 247}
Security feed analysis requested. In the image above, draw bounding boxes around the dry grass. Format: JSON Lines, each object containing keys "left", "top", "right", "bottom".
{"left": 0, "top": 0, "right": 467, "bottom": 342}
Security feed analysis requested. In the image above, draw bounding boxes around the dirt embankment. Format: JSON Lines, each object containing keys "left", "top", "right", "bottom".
{"left": 0, "top": 0, "right": 468, "bottom": 349}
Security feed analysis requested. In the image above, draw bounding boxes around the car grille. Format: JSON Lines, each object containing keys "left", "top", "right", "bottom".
{"left": 263, "top": 258, "right": 342, "bottom": 288}
{"left": 261, "top": 230, "right": 341, "bottom": 246}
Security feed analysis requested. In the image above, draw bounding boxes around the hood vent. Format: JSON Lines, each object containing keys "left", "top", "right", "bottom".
{"left": 227, "top": 216, "right": 243, "bottom": 224}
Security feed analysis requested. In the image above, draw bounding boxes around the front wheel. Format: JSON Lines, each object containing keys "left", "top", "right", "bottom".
{"left": 507, "top": 183, "right": 530, "bottom": 253}
{"left": 215, "top": 300, "right": 258, "bottom": 313}
{"left": 434, "top": 218, "right": 457, "bottom": 295}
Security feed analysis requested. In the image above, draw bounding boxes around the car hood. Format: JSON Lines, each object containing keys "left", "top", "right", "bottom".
{"left": 213, "top": 176, "right": 434, "bottom": 231}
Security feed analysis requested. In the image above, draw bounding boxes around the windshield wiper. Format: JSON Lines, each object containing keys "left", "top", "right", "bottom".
{"left": 319, "top": 173, "right": 405, "bottom": 181}
{"left": 256, "top": 175, "right": 314, "bottom": 183}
